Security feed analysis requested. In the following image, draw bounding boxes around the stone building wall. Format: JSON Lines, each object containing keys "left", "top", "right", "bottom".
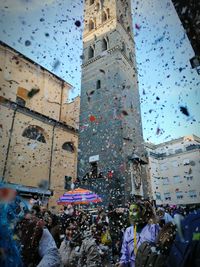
{"left": 0, "top": 42, "right": 79, "bottom": 209}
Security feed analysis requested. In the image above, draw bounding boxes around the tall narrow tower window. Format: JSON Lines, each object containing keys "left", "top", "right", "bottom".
{"left": 122, "top": 42, "right": 126, "bottom": 53}
{"left": 96, "top": 80, "right": 101, "bottom": 89}
{"left": 106, "top": 8, "right": 110, "bottom": 19}
{"left": 96, "top": 2, "right": 100, "bottom": 11}
{"left": 102, "top": 38, "right": 108, "bottom": 51}
{"left": 89, "top": 19, "right": 95, "bottom": 31}
{"left": 88, "top": 46, "right": 95, "bottom": 59}
{"left": 102, "top": 11, "right": 107, "bottom": 22}
{"left": 90, "top": 0, "right": 94, "bottom": 5}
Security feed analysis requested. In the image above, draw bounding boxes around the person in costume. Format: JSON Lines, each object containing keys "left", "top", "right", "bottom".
{"left": 117, "top": 200, "right": 160, "bottom": 267}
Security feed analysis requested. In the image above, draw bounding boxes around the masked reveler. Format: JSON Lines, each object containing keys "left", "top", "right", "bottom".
{"left": 117, "top": 200, "right": 160, "bottom": 267}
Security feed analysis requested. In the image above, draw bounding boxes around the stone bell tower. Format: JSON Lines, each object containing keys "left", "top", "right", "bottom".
{"left": 78, "top": 0, "right": 148, "bottom": 205}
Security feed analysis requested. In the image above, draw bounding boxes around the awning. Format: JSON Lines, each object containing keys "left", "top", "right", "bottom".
{"left": 1, "top": 183, "right": 52, "bottom": 196}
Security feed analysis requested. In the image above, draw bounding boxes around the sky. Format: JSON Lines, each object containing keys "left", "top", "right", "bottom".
{"left": 0, "top": 0, "right": 199, "bottom": 144}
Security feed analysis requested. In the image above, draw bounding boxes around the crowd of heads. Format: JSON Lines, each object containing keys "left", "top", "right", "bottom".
{"left": 1, "top": 187, "right": 200, "bottom": 267}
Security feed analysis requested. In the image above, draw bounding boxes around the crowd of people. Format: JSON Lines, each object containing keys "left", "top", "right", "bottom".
{"left": 1, "top": 189, "right": 200, "bottom": 267}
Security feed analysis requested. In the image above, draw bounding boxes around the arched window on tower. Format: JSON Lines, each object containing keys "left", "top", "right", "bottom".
{"left": 106, "top": 8, "right": 110, "bottom": 19}
{"left": 96, "top": 2, "right": 100, "bottom": 12}
{"left": 62, "top": 142, "right": 75, "bottom": 153}
{"left": 127, "top": 26, "right": 130, "bottom": 33}
{"left": 90, "top": 0, "right": 94, "bottom": 5}
{"left": 96, "top": 80, "right": 101, "bottom": 89}
{"left": 102, "top": 38, "right": 108, "bottom": 51}
{"left": 89, "top": 19, "right": 95, "bottom": 31}
{"left": 88, "top": 46, "right": 95, "bottom": 59}
{"left": 22, "top": 125, "right": 46, "bottom": 143}
{"left": 102, "top": 11, "right": 107, "bottom": 22}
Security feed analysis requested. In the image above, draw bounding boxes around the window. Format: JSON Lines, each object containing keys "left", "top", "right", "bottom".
{"left": 155, "top": 192, "right": 161, "bottom": 200}
{"left": 102, "top": 11, "right": 107, "bottom": 22}
{"left": 188, "top": 190, "right": 197, "bottom": 198}
{"left": 88, "top": 46, "right": 95, "bottom": 59}
{"left": 176, "top": 191, "right": 183, "bottom": 199}
{"left": 90, "top": 0, "right": 94, "bottom": 5}
{"left": 22, "top": 125, "right": 46, "bottom": 143}
{"left": 89, "top": 19, "right": 95, "bottom": 31}
{"left": 96, "top": 2, "right": 100, "bottom": 12}
{"left": 173, "top": 176, "right": 180, "bottom": 183}
{"left": 122, "top": 42, "right": 126, "bottom": 53}
{"left": 16, "top": 96, "right": 26, "bottom": 107}
{"left": 90, "top": 161, "right": 98, "bottom": 178}
{"left": 127, "top": 26, "right": 130, "bottom": 33}
{"left": 62, "top": 142, "right": 75, "bottom": 153}
{"left": 164, "top": 192, "right": 171, "bottom": 201}
{"left": 163, "top": 177, "right": 169, "bottom": 185}
{"left": 183, "top": 159, "right": 190, "bottom": 165}
{"left": 96, "top": 80, "right": 101, "bottom": 89}
{"left": 64, "top": 176, "right": 72, "bottom": 190}
{"left": 102, "top": 38, "right": 108, "bottom": 51}
{"left": 186, "top": 176, "right": 193, "bottom": 181}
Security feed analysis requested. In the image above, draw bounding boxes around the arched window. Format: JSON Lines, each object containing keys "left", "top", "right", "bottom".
{"left": 96, "top": 2, "right": 100, "bottom": 11}
{"left": 102, "top": 38, "right": 108, "bottom": 51}
{"left": 106, "top": 8, "right": 110, "bottom": 19}
{"left": 90, "top": 0, "right": 94, "bottom": 5}
{"left": 88, "top": 46, "right": 95, "bottom": 59}
{"left": 96, "top": 80, "right": 101, "bottom": 89}
{"left": 102, "top": 11, "right": 107, "bottom": 22}
{"left": 62, "top": 142, "right": 75, "bottom": 153}
{"left": 127, "top": 26, "right": 130, "bottom": 33}
{"left": 22, "top": 125, "right": 46, "bottom": 143}
{"left": 89, "top": 19, "right": 95, "bottom": 31}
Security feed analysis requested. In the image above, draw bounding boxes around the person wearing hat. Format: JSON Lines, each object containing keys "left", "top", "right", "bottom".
{"left": 116, "top": 200, "right": 160, "bottom": 267}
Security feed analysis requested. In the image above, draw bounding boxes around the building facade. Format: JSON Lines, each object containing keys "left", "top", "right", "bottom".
{"left": 78, "top": 0, "right": 149, "bottom": 205}
{"left": 146, "top": 135, "right": 200, "bottom": 206}
{"left": 0, "top": 42, "right": 80, "bottom": 209}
